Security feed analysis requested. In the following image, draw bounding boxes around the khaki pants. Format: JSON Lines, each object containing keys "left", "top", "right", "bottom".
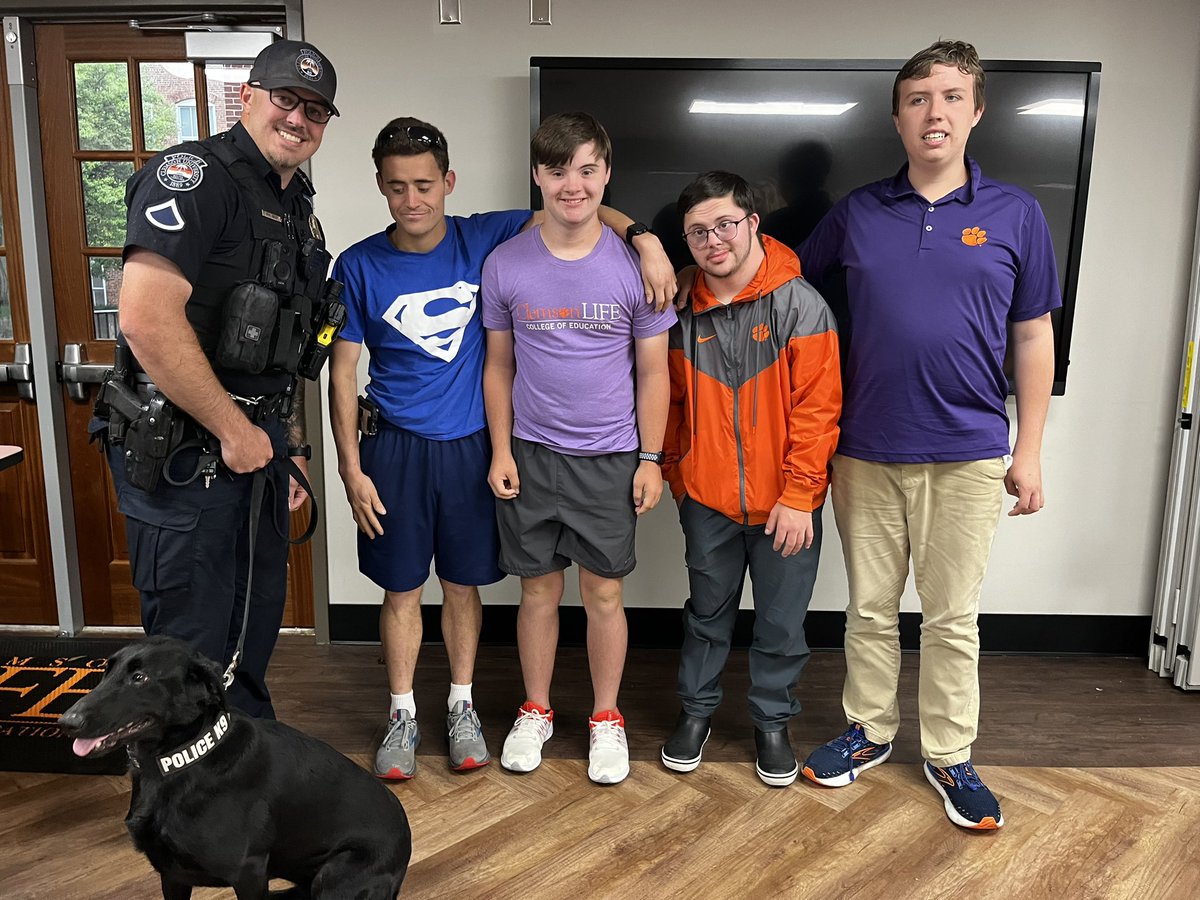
{"left": 830, "top": 454, "right": 1005, "bottom": 767}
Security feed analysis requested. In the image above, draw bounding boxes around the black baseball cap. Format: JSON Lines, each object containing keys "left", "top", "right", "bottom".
{"left": 247, "top": 40, "right": 339, "bottom": 117}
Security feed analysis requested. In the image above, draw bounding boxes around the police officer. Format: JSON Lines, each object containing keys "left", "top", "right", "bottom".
{"left": 107, "top": 40, "right": 339, "bottom": 718}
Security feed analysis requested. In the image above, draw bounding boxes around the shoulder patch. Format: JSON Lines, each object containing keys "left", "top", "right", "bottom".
{"left": 145, "top": 198, "right": 185, "bottom": 232}
{"left": 156, "top": 153, "right": 207, "bottom": 192}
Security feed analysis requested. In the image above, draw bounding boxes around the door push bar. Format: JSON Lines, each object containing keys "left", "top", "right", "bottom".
{"left": 58, "top": 343, "right": 110, "bottom": 401}
{"left": 0, "top": 342, "right": 34, "bottom": 401}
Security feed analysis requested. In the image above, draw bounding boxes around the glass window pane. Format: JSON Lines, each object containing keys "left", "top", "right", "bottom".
{"left": 81, "top": 161, "right": 134, "bottom": 248}
{"left": 204, "top": 63, "right": 251, "bottom": 134}
{"left": 140, "top": 62, "right": 197, "bottom": 151}
{"left": 74, "top": 62, "right": 133, "bottom": 151}
{"left": 0, "top": 256, "right": 12, "bottom": 341}
{"left": 89, "top": 257, "right": 124, "bottom": 341}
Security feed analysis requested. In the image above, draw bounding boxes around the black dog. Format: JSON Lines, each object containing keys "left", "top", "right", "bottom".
{"left": 59, "top": 636, "right": 411, "bottom": 899}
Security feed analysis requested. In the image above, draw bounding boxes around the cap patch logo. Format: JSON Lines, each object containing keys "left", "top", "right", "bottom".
{"left": 156, "top": 153, "right": 206, "bottom": 192}
{"left": 145, "top": 198, "right": 185, "bottom": 232}
{"left": 295, "top": 50, "right": 323, "bottom": 81}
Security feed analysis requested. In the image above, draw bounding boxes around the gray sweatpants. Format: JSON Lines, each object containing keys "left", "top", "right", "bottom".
{"left": 676, "top": 497, "right": 822, "bottom": 730}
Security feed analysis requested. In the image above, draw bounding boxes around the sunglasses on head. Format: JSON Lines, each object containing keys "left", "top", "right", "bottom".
{"left": 375, "top": 124, "right": 447, "bottom": 151}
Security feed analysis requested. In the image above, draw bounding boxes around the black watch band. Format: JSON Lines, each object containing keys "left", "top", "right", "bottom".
{"left": 625, "top": 222, "right": 651, "bottom": 245}
{"left": 638, "top": 450, "right": 664, "bottom": 464}
{"left": 287, "top": 444, "right": 312, "bottom": 460}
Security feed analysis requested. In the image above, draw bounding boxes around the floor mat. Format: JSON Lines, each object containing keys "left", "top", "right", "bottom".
{"left": 0, "top": 636, "right": 132, "bottom": 775}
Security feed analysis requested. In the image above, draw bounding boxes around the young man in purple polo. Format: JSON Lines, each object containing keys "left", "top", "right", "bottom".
{"left": 798, "top": 40, "right": 1059, "bottom": 829}
{"left": 482, "top": 112, "right": 675, "bottom": 784}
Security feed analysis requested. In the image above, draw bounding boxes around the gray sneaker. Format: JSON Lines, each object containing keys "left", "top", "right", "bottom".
{"left": 375, "top": 709, "right": 420, "bottom": 780}
{"left": 447, "top": 700, "right": 491, "bottom": 771}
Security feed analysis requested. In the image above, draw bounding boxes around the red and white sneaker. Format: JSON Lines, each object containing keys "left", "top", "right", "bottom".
{"left": 588, "top": 709, "right": 629, "bottom": 784}
{"left": 500, "top": 701, "right": 554, "bottom": 773}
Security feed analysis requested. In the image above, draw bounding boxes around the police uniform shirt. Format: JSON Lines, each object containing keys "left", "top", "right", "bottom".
{"left": 123, "top": 121, "right": 317, "bottom": 395}
{"left": 123, "top": 121, "right": 312, "bottom": 283}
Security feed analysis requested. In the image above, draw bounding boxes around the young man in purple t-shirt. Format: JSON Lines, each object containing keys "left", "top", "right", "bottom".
{"left": 798, "top": 41, "right": 1059, "bottom": 830}
{"left": 481, "top": 112, "right": 676, "bottom": 784}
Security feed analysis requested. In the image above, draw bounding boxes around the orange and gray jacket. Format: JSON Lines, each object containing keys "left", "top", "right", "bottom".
{"left": 663, "top": 235, "right": 841, "bottom": 524}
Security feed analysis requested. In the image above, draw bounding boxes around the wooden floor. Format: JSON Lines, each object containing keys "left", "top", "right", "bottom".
{"left": 4, "top": 636, "right": 1200, "bottom": 898}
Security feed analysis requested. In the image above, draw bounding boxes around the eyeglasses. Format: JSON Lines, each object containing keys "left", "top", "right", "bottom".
{"left": 263, "top": 88, "right": 334, "bottom": 125}
{"left": 374, "top": 124, "right": 447, "bottom": 151}
{"left": 683, "top": 215, "right": 751, "bottom": 249}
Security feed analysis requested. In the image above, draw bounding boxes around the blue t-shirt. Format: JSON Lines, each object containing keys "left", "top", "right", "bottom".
{"left": 333, "top": 210, "right": 530, "bottom": 440}
{"left": 799, "top": 158, "right": 1061, "bottom": 463}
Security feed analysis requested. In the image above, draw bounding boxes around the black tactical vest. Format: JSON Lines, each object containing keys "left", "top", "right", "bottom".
{"left": 183, "top": 133, "right": 330, "bottom": 397}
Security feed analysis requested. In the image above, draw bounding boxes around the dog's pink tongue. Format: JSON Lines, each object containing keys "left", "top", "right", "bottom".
{"left": 72, "top": 735, "right": 107, "bottom": 757}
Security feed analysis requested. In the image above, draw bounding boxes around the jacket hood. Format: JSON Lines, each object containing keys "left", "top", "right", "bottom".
{"left": 690, "top": 234, "right": 801, "bottom": 315}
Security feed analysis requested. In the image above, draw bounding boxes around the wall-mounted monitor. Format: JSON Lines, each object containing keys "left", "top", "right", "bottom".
{"left": 531, "top": 57, "right": 1100, "bottom": 395}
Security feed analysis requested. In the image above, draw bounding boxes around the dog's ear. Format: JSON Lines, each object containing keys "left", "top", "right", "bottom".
{"left": 187, "top": 654, "right": 228, "bottom": 710}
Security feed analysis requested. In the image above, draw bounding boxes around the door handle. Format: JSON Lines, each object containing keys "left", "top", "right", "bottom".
{"left": 58, "top": 343, "right": 111, "bottom": 401}
{"left": 0, "top": 343, "right": 34, "bottom": 401}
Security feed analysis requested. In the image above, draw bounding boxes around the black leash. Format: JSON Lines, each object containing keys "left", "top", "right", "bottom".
{"left": 221, "top": 456, "right": 318, "bottom": 691}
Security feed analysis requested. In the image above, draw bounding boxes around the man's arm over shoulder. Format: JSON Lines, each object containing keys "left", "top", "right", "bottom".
{"left": 462, "top": 209, "right": 533, "bottom": 248}
{"left": 597, "top": 206, "right": 677, "bottom": 311}
{"left": 796, "top": 198, "right": 849, "bottom": 293}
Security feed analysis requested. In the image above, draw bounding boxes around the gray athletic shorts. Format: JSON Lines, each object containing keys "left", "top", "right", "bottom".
{"left": 496, "top": 437, "right": 639, "bottom": 579}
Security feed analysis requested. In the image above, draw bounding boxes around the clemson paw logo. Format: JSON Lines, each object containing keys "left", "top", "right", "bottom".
{"left": 752, "top": 323, "right": 771, "bottom": 342}
{"left": 961, "top": 226, "right": 988, "bottom": 247}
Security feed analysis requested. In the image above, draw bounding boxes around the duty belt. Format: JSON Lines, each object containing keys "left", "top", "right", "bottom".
{"left": 133, "top": 383, "right": 287, "bottom": 426}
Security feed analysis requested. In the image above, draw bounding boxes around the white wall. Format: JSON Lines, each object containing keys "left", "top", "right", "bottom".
{"left": 306, "top": 0, "right": 1200, "bottom": 618}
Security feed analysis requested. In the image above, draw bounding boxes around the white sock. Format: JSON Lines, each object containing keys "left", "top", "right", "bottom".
{"left": 448, "top": 682, "right": 473, "bottom": 711}
{"left": 390, "top": 692, "right": 416, "bottom": 718}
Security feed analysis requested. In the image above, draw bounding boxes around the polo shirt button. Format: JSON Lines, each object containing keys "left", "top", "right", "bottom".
{"left": 925, "top": 225, "right": 933, "bottom": 231}
{"left": 928, "top": 207, "right": 935, "bottom": 212}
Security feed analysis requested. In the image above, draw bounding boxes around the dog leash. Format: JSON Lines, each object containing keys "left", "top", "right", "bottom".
{"left": 222, "top": 457, "right": 317, "bottom": 691}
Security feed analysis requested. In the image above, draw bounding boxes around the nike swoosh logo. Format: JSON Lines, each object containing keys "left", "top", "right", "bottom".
{"left": 697, "top": 334, "right": 717, "bottom": 343}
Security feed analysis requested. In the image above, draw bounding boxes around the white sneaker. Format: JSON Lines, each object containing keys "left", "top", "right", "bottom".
{"left": 500, "top": 702, "right": 554, "bottom": 772}
{"left": 588, "top": 711, "right": 629, "bottom": 784}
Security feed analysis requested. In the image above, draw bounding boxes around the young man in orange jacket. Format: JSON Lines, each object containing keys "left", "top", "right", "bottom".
{"left": 661, "top": 171, "right": 841, "bottom": 786}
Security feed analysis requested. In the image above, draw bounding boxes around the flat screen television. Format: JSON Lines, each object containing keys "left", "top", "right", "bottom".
{"left": 531, "top": 57, "right": 1101, "bottom": 395}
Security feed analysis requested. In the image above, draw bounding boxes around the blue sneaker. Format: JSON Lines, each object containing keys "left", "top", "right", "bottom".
{"left": 801, "top": 723, "right": 892, "bottom": 787}
{"left": 924, "top": 760, "right": 1004, "bottom": 830}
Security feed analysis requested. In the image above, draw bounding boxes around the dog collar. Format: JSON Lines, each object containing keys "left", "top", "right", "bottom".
{"left": 155, "top": 712, "right": 231, "bottom": 776}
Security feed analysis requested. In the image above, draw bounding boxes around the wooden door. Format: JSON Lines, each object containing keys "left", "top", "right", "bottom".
{"left": 34, "top": 24, "right": 313, "bottom": 628}
{"left": 0, "top": 56, "right": 56, "bottom": 624}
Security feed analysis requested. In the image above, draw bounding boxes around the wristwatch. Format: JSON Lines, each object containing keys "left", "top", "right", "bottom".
{"left": 638, "top": 450, "right": 664, "bottom": 464}
{"left": 287, "top": 444, "right": 312, "bottom": 460}
{"left": 625, "top": 222, "right": 651, "bottom": 245}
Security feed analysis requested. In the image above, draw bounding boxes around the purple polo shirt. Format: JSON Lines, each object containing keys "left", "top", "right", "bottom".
{"left": 799, "top": 158, "right": 1061, "bottom": 463}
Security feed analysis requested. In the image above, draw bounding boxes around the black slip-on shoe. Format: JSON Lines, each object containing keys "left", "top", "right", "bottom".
{"left": 755, "top": 727, "right": 798, "bottom": 787}
{"left": 661, "top": 710, "right": 712, "bottom": 773}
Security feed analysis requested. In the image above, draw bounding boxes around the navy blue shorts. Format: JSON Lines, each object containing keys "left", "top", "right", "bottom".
{"left": 358, "top": 424, "right": 504, "bottom": 593}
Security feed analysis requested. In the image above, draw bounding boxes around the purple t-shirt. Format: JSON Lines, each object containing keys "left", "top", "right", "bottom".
{"left": 481, "top": 225, "right": 676, "bottom": 455}
{"left": 799, "top": 158, "right": 1061, "bottom": 463}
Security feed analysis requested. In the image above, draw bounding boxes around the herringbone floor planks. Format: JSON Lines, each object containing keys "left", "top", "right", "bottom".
{"left": 4, "top": 637, "right": 1199, "bottom": 898}
{"left": 3, "top": 759, "right": 1199, "bottom": 898}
